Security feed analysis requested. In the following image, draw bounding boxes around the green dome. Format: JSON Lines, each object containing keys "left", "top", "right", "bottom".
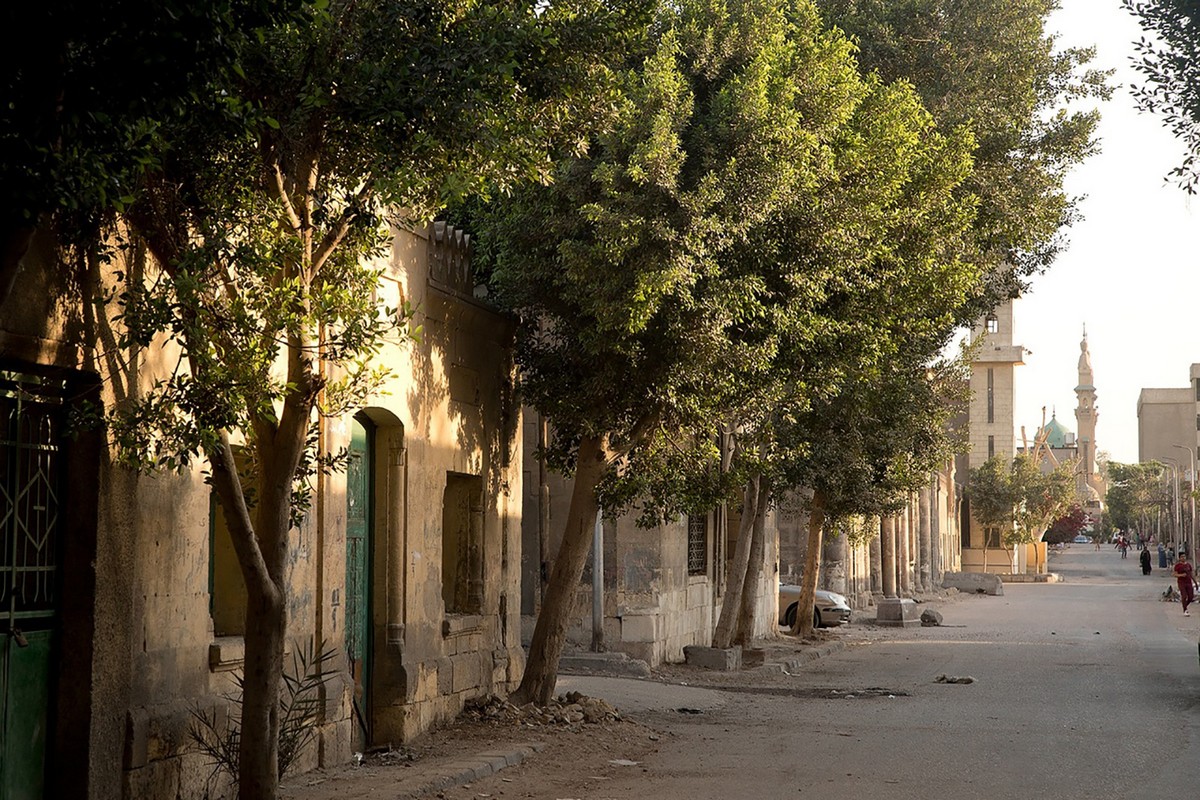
{"left": 1040, "top": 415, "right": 1073, "bottom": 448}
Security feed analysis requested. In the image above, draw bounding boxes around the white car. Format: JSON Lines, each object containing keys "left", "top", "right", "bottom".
{"left": 778, "top": 584, "right": 852, "bottom": 628}
{"left": 1072, "top": 534, "right": 1090, "bottom": 544}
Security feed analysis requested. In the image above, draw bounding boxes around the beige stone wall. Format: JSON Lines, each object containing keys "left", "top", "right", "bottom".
{"left": 1138, "top": 386, "right": 1194, "bottom": 465}
{"left": 0, "top": 221, "right": 523, "bottom": 799}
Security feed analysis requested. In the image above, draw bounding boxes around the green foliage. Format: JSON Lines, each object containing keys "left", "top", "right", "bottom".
{"left": 1105, "top": 461, "right": 1168, "bottom": 531}
{"left": 967, "top": 454, "right": 1076, "bottom": 546}
{"left": 189, "top": 638, "right": 339, "bottom": 789}
{"left": 1009, "top": 455, "right": 1075, "bottom": 546}
{"left": 818, "top": 0, "right": 1110, "bottom": 306}
{"left": 1127, "top": 0, "right": 1200, "bottom": 190}
{"left": 469, "top": 0, "right": 979, "bottom": 528}
{"left": 966, "top": 454, "right": 1018, "bottom": 531}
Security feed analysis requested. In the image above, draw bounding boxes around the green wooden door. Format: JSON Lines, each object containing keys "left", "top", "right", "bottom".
{"left": 345, "top": 417, "right": 373, "bottom": 742}
{"left": 0, "top": 371, "right": 66, "bottom": 799}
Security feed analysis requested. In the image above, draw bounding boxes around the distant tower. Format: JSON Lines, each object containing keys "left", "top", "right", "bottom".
{"left": 1075, "top": 325, "right": 1098, "bottom": 488}
{"left": 967, "top": 300, "right": 1025, "bottom": 471}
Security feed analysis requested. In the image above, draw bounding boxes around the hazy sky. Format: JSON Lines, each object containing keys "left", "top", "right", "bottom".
{"left": 1009, "top": 0, "right": 1200, "bottom": 465}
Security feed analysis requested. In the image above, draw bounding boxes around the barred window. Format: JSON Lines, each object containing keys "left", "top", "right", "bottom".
{"left": 687, "top": 515, "right": 708, "bottom": 576}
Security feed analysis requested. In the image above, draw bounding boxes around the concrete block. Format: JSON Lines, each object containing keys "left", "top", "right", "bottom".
{"left": 875, "top": 597, "right": 921, "bottom": 627}
{"left": 942, "top": 571, "right": 1004, "bottom": 596}
{"left": 683, "top": 645, "right": 741, "bottom": 671}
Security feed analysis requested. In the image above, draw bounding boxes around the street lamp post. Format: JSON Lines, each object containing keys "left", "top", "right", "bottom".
{"left": 1172, "top": 444, "right": 1197, "bottom": 560}
{"left": 1159, "top": 457, "right": 1182, "bottom": 552}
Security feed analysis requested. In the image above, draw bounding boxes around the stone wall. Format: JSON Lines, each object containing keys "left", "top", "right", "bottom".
{"left": 0, "top": 221, "right": 524, "bottom": 799}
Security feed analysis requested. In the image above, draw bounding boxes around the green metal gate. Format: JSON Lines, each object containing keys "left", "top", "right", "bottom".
{"left": 0, "top": 370, "right": 66, "bottom": 799}
{"left": 345, "top": 417, "right": 373, "bottom": 743}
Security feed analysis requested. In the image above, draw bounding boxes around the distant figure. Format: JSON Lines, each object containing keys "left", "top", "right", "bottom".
{"left": 1117, "top": 536, "right": 1129, "bottom": 559}
{"left": 1141, "top": 547, "right": 1153, "bottom": 575}
{"left": 1174, "top": 554, "right": 1195, "bottom": 616}
{"left": 1159, "top": 542, "right": 1168, "bottom": 568}
{"left": 1168, "top": 545, "right": 1176, "bottom": 565}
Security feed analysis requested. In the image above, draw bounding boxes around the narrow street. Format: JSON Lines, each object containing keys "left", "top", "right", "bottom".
{"left": 438, "top": 546, "right": 1200, "bottom": 800}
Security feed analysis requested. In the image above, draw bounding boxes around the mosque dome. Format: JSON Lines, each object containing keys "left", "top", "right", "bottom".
{"left": 1040, "top": 414, "right": 1073, "bottom": 448}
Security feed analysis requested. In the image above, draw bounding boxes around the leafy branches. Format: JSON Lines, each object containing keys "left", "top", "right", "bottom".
{"left": 1126, "top": 0, "right": 1200, "bottom": 191}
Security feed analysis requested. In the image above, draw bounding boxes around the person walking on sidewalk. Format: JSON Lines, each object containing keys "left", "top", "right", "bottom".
{"left": 1141, "top": 546, "right": 1153, "bottom": 575}
{"left": 1174, "top": 554, "right": 1195, "bottom": 616}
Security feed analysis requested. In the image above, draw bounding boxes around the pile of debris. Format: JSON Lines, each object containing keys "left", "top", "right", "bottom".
{"left": 463, "top": 692, "right": 622, "bottom": 728}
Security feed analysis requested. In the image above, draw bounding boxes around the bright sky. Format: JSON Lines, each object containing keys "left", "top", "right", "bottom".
{"left": 1010, "top": 0, "right": 1200, "bottom": 465}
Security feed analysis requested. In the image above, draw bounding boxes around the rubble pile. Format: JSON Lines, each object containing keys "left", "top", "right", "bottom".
{"left": 463, "top": 692, "right": 622, "bottom": 728}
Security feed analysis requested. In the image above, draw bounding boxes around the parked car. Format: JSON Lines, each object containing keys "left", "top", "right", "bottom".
{"left": 778, "top": 583, "right": 852, "bottom": 628}
{"left": 1072, "top": 534, "right": 1090, "bottom": 544}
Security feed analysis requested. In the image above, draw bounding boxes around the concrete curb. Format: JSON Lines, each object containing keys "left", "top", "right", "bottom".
{"left": 377, "top": 742, "right": 545, "bottom": 799}
{"left": 763, "top": 640, "right": 848, "bottom": 674}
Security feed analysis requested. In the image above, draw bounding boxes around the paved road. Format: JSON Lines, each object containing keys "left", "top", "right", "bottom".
{"left": 590, "top": 546, "right": 1200, "bottom": 800}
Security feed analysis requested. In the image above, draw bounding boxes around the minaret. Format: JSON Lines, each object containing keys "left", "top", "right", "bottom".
{"left": 1075, "top": 325, "right": 1098, "bottom": 486}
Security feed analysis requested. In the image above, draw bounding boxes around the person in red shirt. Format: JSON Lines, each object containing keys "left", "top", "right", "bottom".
{"left": 1174, "top": 554, "right": 1195, "bottom": 616}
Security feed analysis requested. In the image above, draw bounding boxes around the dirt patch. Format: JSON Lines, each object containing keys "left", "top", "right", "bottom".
{"left": 280, "top": 694, "right": 662, "bottom": 800}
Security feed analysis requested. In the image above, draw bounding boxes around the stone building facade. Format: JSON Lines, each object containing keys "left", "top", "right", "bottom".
{"left": 1137, "top": 363, "right": 1200, "bottom": 468}
{"left": 959, "top": 300, "right": 1025, "bottom": 573}
{"left": 0, "top": 221, "right": 524, "bottom": 799}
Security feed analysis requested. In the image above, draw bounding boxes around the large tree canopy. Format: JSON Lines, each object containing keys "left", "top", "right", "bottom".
{"left": 817, "top": 0, "right": 1109, "bottom": 306}
{"left": 0, "top": 0, "right": 303, "bottom": 305}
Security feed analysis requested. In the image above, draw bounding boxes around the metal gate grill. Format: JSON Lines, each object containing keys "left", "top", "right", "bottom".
{"left": 0, "top": 369, "right": 67, "bottom": 800}
{"left": 0, "top": 371, "right": 65, "bottom": 633}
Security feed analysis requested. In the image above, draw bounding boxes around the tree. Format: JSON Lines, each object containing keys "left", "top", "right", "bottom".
{"left": 780, "top": 350, "right": 972, "bottom": 637}
{"left": 106, "top": 2, "right": 637, "bottom": 797}
{"left": 967, "top": 454, "right": 1019, "bottom": 573}
{"left": 1046, "top": 503, "right": 1089, "bottom": 544}
{"left": 968, "top": 454, "right": 1075, "bottom": 572}
{"left": 0, "top": 1, "right": 303, "bottom": 308}
{"left": 1106, "top": 461, "right": 1168, "bottom": 535}
{"left": 1126, "top": 0, "right": 1200, "bottom": 191}
{"left": 471, "top": 0, "right": 987, "bottom": 684}
{"left": 818, "top": 0, "right": 1109, "bottom": 309}
{"left": 1008, "top": 455, "right": 1075, "bottom": 571}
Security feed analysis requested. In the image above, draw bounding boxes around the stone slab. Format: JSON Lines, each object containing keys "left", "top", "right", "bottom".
{"left": 683, "top": 645, "right": 742, "bottom": 671}
{"left": 875, "top": 597, "right": 921, "bottom": 628}
{"left": 942, "top": 571, "right": 1005, "bottom": 596}
{"left": 559, "top": 650, "right": 652, "bottom": 678}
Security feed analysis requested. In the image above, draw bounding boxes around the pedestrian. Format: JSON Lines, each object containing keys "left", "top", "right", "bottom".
{"left": 1174, "top": 554, "right": 1195, "bottom": 616}
{"left": 1141, "top": 547, "right": 1152, "bottom": 575}
{"left": 1159, "top": 542, "right": 1167, "bottom": 568}
{"left": 1168, "top": 544, "right": 1176, "bottom": 564}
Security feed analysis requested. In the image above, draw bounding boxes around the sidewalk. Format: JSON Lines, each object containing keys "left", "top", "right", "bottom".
{"left": 279, "top": 625, "right": 881, "bottom": 800}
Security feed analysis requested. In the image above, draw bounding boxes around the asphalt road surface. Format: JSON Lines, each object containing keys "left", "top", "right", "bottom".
{"left": 595, "top": 546, "right": 1200, "bottom": 800}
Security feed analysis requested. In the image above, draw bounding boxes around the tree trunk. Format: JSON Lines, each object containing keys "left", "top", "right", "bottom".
{"left": 712, "top": 476, "right": 761, "bottom": 649}
{"left": 734, "top": 487, "right": 769, "bottom": 647}
{"left": 512, "top": 434, "right": 607, "bottom": 705}
{"left": 790, "top": 489, "right": 825, "bottom": 638}
{"left": 240, "top": 582, "right": 286, "bottom": 799}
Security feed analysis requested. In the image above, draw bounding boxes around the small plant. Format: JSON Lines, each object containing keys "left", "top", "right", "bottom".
{"left": 191, "top": 638, "right": 340, "bottom": 792}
